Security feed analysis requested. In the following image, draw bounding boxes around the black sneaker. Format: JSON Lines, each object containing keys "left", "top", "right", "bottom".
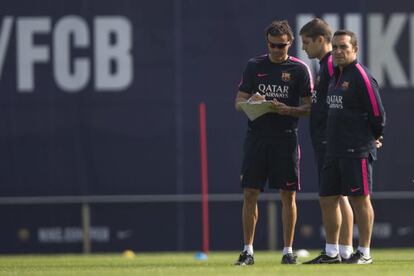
{"left": 345, "top": 250, "right": 373, "bottom": 264}
{"left": 281, "top": 253, "right": 297, "bottom": 264}
{"left": 234, "top": 251, "right": 254, "bottom": 265}
{"left": 302, "top": 251, "right": 341, "bottom": 264}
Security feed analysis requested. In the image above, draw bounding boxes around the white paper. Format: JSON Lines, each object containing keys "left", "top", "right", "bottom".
{"left": 239, "top": 101, "right": 275, "bottom": 121}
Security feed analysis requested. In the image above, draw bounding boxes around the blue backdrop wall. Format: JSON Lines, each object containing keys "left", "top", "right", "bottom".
{"left": 0, "top": 0, "right": 413, "bottom": 253}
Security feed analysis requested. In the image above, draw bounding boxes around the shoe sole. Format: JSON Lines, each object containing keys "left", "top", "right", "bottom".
{"left": 234, "top": 263, "right": 254, "bottom": 266}
{"left": 303, "top": 260, "right": 341, "bottom": 264}
{"left": 357, "top": 259, "right": 373, "bottom": 264}
{"left": 344, "top": 258, "right": 373, "bottom": 264}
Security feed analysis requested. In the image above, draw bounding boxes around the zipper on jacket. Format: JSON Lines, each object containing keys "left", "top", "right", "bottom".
{"left": 335, "top": 69, "right": 343, "bottom": 89}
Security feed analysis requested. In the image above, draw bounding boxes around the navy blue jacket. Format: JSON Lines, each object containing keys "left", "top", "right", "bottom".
{"left": 310, "top": 52, "right": 333, "bottom": 151}
{"left": 326, "top": 60, "right": 386, "bottom": 158}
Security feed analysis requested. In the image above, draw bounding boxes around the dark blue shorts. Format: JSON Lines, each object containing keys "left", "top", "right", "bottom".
{"left": 240, "top": 132, "right": 300, "bottom": 191}
{"left": 314, "top": 147, "right": 326, "bottom": 190}
{"left": 320, "top": 156, "right": 373, "bottom": 196}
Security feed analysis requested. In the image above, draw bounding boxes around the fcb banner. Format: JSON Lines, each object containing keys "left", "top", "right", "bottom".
{"left": 0, "top": 0, "right": 179, "bottom": 196}
{"left": 1, "top": 0, "right": 413, "bottom": 197}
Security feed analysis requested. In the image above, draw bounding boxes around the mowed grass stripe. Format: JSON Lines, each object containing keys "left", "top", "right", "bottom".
{"left": 0, "top": 249, "right": 413, "bottom": 276}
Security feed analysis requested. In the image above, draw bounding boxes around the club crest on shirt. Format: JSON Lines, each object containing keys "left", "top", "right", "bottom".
{"left": 281, "top": 72, "right": 291, "bottom": 82}
{"left": 341, "top": 81, "right": 349, "bottom": 90}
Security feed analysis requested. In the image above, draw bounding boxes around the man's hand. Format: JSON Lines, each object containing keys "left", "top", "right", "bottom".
{"left": 271, "top": 98, "right": 291, "bottom": 115}
{"left": 269, "top": 97, "right": 310, "bottom": 117}
{"left": 248, "top": 92, "right": 266, "bottom": 102}
{"left": 235, "top": 91, "right": 251, "bottom": 111}
{"left": 375, "top": 136, "right": 384, "bottom": 149}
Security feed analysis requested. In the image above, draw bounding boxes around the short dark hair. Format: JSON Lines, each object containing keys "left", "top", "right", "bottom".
{"left": 299, "top": 18, "right": 332, "bottom": 42}
{"left": 333, "top": 29, "right": 358, "bottom": 48}
{"left": 265, "top": 20, "right": 294, "bottom": 42}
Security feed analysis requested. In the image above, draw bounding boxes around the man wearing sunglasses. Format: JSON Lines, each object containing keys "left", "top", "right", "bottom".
{"left": 299, "top": 18, "right": 354, "bottom": 263}
{"left": 234, "top": 20, "right": 312, "bottom": 265}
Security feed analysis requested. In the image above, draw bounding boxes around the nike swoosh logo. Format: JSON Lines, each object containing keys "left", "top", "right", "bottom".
{"left": 286, "top": 182, "right": 296, "bottom": 187}
{"left": 257, "top": 73, "right": 268, "bottom": 77}
{"left": 116, "top": 230, "right": 133, "bottom": 239}
{"left": 351, "top": 187, "right": 361, "bottom": 192}
{"left": 320, "top": 258, "right": 340, "bottom": 264}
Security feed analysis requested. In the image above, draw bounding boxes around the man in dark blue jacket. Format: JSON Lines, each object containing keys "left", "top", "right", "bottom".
{"left": 300, "top": 19, "right": 354, "bottom": 261}
{"left": 304, "top": 30, "right": 386, "bottom": 265}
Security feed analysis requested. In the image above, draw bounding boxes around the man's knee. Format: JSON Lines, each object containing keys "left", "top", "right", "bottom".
{"left": 280, "top": 190, "right": 296, "bottom": 206}
{"left": 349, "top": 195, "right": 373, "bottom": 211}
{"left": 320, "top": 195, "right": 341, "bottom": 210}
{"left": 244, "top": 188, "right": 260, "bottom": 204}
{"left": 339, "top": 196, "right": 354, "bottom": 215}
{"left": 349, "top": 195, "right": 370, "bottom": 205}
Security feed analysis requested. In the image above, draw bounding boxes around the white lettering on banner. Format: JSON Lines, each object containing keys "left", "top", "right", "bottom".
{"left": 94, "top": 17, "right": 133, "bottom": 91}
{"left": 320, "top": 223, "right": 392, "bottom": 239}
{"left": 368, "top": 13, "right": 408, "bottom": 88}
{"left": 37, "top": 226, "right": 110, "bottom": 243}
{"left": 372, "top": 223, "right": 392, "bottom": 239}
{"left": 53, "top": 16, "right": 90, "bottom": 92}
{"left": 0, "top": 15, "right": 133, "bottom": 92}
{"left": 17, "top": 18, "right": 51, "bottom": 92}
{"left": 0, "top": 16, "right": 13, "bottom": 79}
{"left": 411, "top": 15, "right": 414, "bottom": 86}
{"left": 296, "top": 13, "right": 414, "bottom": 89}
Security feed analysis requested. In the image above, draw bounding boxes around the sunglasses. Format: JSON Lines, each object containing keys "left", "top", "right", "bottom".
{"left": 267, "top": 41, "right": 289, "bottom": 49}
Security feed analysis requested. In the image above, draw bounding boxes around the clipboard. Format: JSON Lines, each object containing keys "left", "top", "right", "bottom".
{"left": 239, "top": 101, "right": 276, "bottom": 121}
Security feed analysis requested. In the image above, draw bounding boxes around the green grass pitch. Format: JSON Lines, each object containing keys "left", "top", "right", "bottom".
{"left": 0, "top": 249, "right": 414, "bottom": 275}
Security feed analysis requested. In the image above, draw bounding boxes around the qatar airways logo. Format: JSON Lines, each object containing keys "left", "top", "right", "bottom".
{"left": 327, "top": 95, "right": 343, "bottom": 109}
{"left": 296, "top": 13, "right": 414, "bottom": 89}
{"left": 258, "top": 83, "right": 289, "bottom": 99}
{"left": 311, "top": 90, "right": 318, "bottom": 103}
